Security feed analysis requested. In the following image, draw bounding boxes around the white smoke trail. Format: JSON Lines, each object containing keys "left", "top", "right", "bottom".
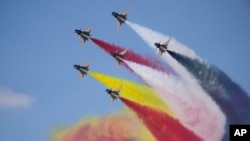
{"left": 126, "top": 21, "right": 202, "bottom": 84}
{"left": 124, "top": 60, "right": 225, "bottom": 141}
{"left": 126, "top": 21, "right": 226, "bottom": 141}
{"left": 126, "top": 21, "right": 200, "bottom": 60}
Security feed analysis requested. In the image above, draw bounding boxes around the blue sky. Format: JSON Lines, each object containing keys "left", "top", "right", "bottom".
{"left": 0, "top": 0, "right": 249, "bottom": 141}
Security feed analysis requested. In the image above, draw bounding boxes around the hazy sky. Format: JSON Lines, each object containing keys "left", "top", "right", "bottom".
{"left": 0, "top": 0, "right": 249, "bottom": 141}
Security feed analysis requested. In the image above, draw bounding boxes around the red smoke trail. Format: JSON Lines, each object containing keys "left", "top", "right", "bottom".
{"left": 90, "top": 37, "right": 169, "bottom": 73}
{"left": 120, "top": 97, "right": 202, "bottom": 141}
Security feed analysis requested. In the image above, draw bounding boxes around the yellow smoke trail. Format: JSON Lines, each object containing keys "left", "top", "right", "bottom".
{"left": 50, "top": 108, "right": 155, "bottom": 141}
{"left": 89, "top": 71, "right": 173, "bottom": 115}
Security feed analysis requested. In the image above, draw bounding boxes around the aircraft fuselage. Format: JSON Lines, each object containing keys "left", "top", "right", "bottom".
{"left": 106, "top": 89, "right": 119, "bottom": 99}
{"left": 74, "top": 65, "right": 89, "bottom": 75}
{"left": 111, "top": 52, "right": 124, "bottom": 63}
{"left": 75, "top": 29, "right": 90, "bottom": 40}
{"left": 112, "top": 12, "right": 126, "bottom": 23}
{"left": 154, "top": 43, "right": 168, "bottom": 53}
{"left": 155, "top": 43, "right": 167, "bottom": 49}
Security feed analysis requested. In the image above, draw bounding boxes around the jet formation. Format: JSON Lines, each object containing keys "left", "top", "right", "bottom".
{"left": 73, "top": 9, "right": 171, "bottom": 105}
{"left": 74, "top": 60, "right": 123, "bottom": 104}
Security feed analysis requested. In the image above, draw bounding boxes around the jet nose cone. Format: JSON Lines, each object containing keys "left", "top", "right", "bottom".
{"left": 111, "top": 52, "right": 115, "bottom": 57}
{"left": 106, "top": 89, "right": 111, "bottom": 94}
{"left": 154, "top": 43, "right": 159, "bottom": 47}
{"left": 74, "top": 65, "right": 79, "bottom": 69}
{"left": 75, "top": 29, "right": 81, "bottom": 35}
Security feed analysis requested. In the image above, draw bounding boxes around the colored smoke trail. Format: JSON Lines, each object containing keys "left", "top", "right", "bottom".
{"left": 90, "top": 37, "right": 169, "bottom": 73}
{"left": 124, "top": 60, "right": 225, "bottom": 141}
{"left": 126, "top": 20, "right": 201, "bottom": 83}
{"left": 88, "top": 71, "right": 172, "bottom": 116}
{"left": 50, "top": 108, "right": 155, "bottom": 141}
{"left": 167, "top": 50, "right": 250, "bottom": 141}
{"left": 120, "top": 97, "right": 202, "bottom": 141}
{"left": 126, "top": 21, "right": 226, "bottom": 141}
{"left": 126, "top": 21, "right": 200, "bottom": 60}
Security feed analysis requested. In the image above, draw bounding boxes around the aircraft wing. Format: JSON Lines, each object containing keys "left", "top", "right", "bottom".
{"left": 79, "top": 72, "right": 84, "bottom": 80}
{"left": 121, "top": 9, "right": 129, "bottom": 17}
{"left": 116, "top": 20, "right": 122, "bottom": 30}
{"left": 85, "top": 25, "right": 93, "bottom": 33}
{"left": 114, "top": 85, "right": 122, "bottom": 93}
{"left": 115, "top": 59, "right": 120, "bottom": 69}
{"left": 83, "top": 61, "right": 91, "bottom": 68}
{"left": 80, "top": 37, "right": 87, "bottom": 47}
{"left": 119, "top": 49, "right": 128, "bottom": 56}
{"left": 158, "top": 49, "right": 164, "bottom": 57}
{"left": 109, "top": 97, "right": 114, "bottom": 105}
{"left": 163, "top": 38, "right": 171, "bottom": 46}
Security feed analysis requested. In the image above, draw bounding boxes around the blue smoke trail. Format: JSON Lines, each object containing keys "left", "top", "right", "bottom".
{"left": 167, "top": 50, "right": 250, "bottom": 141}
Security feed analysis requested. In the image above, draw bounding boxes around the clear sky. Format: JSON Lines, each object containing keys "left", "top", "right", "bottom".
{"left": 0, "top": 0, "right": 249, "bottom": 141}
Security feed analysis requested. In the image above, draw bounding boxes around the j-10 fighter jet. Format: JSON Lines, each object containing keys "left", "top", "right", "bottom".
{"left": 74, "top": 61, "right": 90, "bottom": 79}
{"left": 106, "top": 85, "right": 122, "bottom": 105}
{"left": 75, "top": 26, "right": 93, "bottom": 47}
{"left": 154, "top": 38, "right": 171, "bottom": 56}
{"left": 110, "top": 49, "right": 127, "bottom": 68}
{"left": 112, "top": 9, "right": 129, "bottom": 29}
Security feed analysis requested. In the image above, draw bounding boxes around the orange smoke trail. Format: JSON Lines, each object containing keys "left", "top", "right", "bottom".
{"left": 50, "top": 109, "right": 155, "bottom": 141}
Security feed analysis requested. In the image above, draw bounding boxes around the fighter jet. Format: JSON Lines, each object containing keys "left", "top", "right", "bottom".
{"left": 74, "top": 61, "right": 90, "bottom": 79}
{"left": 112, "top": 9, "right": 129, "bottom": 29}
{"left": 106, "top": 85, "right": 122, "bottom": 105}
{"left": 110, "top": 49, "right": 127, "bottom": 68}
{"left": 75, "top": 26, "right": 93, "bottom": 47}
{"left": 154, "top": 38, "right": 171, "bottom": 56}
